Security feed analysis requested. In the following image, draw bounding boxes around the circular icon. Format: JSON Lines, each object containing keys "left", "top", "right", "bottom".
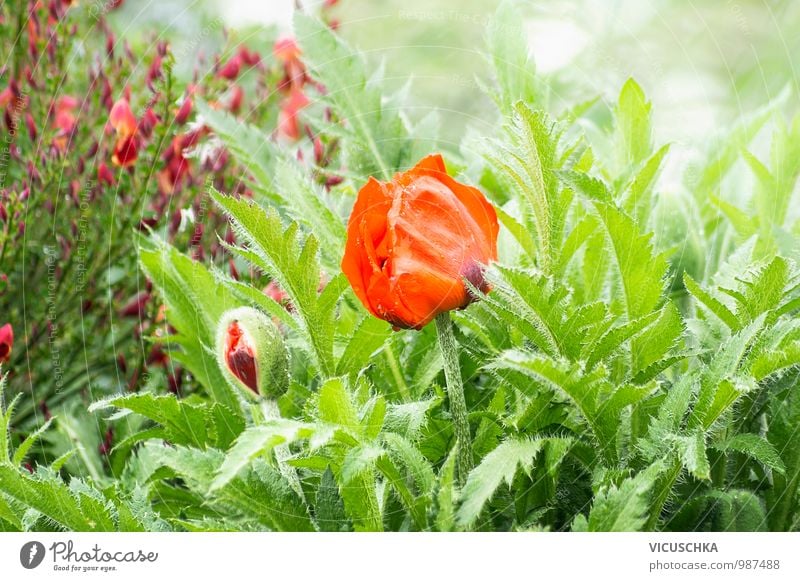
{"left": 20, "top": 541, "right": 46, "bottom": 569}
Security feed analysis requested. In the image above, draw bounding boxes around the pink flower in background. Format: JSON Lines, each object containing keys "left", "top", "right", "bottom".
{"left": 0, "top": 323, "right": 13, "bottom": 364}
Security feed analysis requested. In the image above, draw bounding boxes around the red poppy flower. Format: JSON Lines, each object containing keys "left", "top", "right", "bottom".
{"left": 0, "top": 323, "right": 13, "bottom": 364}
{"left": 341, "top": 154, "right": 499, "bottom": 330}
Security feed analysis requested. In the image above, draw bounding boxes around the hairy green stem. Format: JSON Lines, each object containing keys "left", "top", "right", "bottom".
{"left": 257, "top": 399, "right": 304, "bottom": 500}
{"left": 434, "top": 312, "right": 473, "bottom": 483}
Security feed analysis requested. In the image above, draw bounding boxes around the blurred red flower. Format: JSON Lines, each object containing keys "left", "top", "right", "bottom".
{"left": 0, "top": 323, "right": 13, "bottom": 364}
{"left": 109, "top": 98, "right": 139, "bottom": 167}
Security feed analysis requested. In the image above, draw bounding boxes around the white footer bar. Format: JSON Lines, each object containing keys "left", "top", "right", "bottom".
{"left": 1, "top": 532, "right": 798, "bottom": 580}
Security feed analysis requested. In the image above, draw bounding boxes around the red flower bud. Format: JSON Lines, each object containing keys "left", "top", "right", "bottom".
{"left": 238, "top": 46, "right": 260, "bottom": 66}
{"left": 175, "top": 96, "right": 192, "bottom": 124}
{"left": 216, "top": 307, "right": 288, "bottom": 399}
{"left": 341, "top": 154, "right": 499, "bottom": 330}
{"left": 217, "top": 54, "right": 242, "bottom": 80}
{"left": 228, "top": 85, "right": 244, "bottom": 114}
{"left": 97, "top": 162, "right": 115, "bottom": 185}
{"left": 25, "top": 113, "right": 37, "bottom": 141}
{"left": 0, "top": 323, "right": 13, "bottom": 364}
{"left": 224, "top": 320, "right": 257, "bottom": 393}
{"left": 138, "top": 108, "right": 159, "bottom": 139}
{"left": 120, "top": 291, "right": 150, "bottom": 318}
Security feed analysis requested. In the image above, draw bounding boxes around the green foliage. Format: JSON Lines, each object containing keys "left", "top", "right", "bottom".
{"left": 5, "top": 3, "right": 800, "bottom": 534}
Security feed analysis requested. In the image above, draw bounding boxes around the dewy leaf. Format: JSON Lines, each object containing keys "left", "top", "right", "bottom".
{"left": 90, "top": 393, "right": 213, "bottom": 449}
{"left": 684, "top": 273, "right": 740, "bottom": 331}
{"left": 691, "top": 314, "right": 766, "bottom": 429}
{"left": 335, "top": 316, "right": 391, "bottom": 378}
{"left": 673, "top": 430, "right": 711, "bottom": 481}
{"left": 487, "top": 103, "right": 565, "bottom": 272}
{"left": 622, "top": 144, "right": 670, "bottom": 226}
{"left": 317, "top": 377, "right": 360, "bottom": 432}
{"left": 12, "top": 417, "right": 53, "bottom": 466}
{"left": 315, "top": 467, "right": 349, "bottom": 532}
{"left": 0, "top": 465, "right": 114, "bottom": 531}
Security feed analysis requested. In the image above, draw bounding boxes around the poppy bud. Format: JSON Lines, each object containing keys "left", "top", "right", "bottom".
{"left": 216, "top": 307, "right": 288, "bottom": 400}
{"left": 341, "top": 154, "right": 499, "bottom": 330}
{"left": 0, "top": 323, "right": 13, "bottom": 364}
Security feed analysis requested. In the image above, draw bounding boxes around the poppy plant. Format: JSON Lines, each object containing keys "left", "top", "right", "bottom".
{"left": 0, "top": 323, "right": 13, "bottom": 365}
{"left": 341, "top": 153, "right": 499, "bottom": 330}
{"left": 342, "top": 153, "right": 498, "bottom": 480}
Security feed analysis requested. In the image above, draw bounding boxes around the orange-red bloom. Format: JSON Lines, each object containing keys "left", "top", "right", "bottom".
{"left": 341, "top": 154, "right": 499, "bottom": 330}
{"left": 109, "top": 98, "right": 139, "bottom": 167}
{"left": 0, "top": 323, "right": 13, "bottom": 364}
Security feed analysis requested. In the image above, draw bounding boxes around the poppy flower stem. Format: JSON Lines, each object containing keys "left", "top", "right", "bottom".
{"left": 257, "top": 398, "right": 305, "bottom": 500}
{"left": 434, "top": 312, "right": 473, "bottom": 483}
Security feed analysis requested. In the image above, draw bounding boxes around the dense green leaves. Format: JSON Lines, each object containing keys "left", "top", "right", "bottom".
{"left": 5, "top": 3, "right": 800, "bottom": 534}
